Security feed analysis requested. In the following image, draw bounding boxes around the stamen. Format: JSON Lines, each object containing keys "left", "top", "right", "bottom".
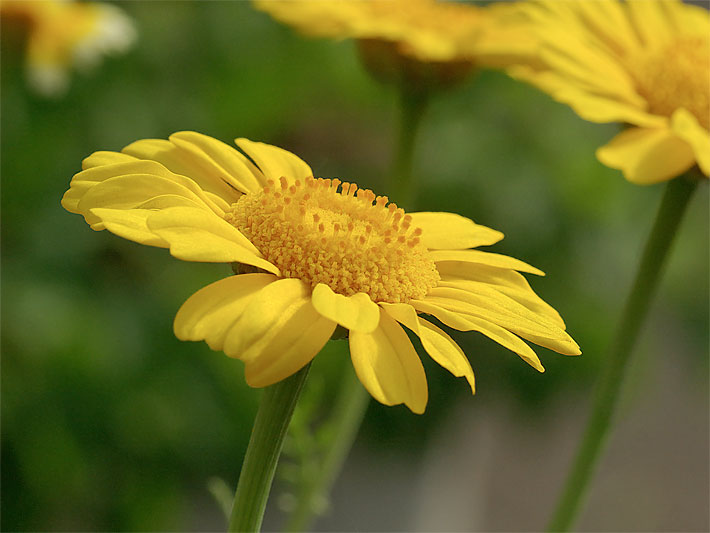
{"left": 226, "top": 177, "right": 439, "bottom": 303}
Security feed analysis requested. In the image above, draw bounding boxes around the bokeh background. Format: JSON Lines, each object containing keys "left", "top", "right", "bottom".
{"left": 1, "top": 2, "right": 708, "bottom": 531}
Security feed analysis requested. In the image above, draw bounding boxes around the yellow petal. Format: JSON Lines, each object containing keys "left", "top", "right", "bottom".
{"left": 412, "top": 299, "right": 544, "bottom": 371}
{"left": 74, "top": 173, "right": 209, "bottom": 225}
{"left": 349, "top": 308, "right": 428, "bottom": 414}
{"left": 169, "top": 131, "right": 265, "bottom": 193}
{"left": 122, "top": 134, "right": 253, "bottom": 202}
{"left": 670, "top": 109, "right": 710, "bottom": 177}
{"left": 253, "top": 0, "right": 364, "bottom": 39}
{"left": 554, "top": 88, "right": 663, "bottom": 127}
{"left": 626, "top": 0, "right": 675, "bottom": 48}
{"left": 174, "top": 273, "right": 278, "bottom": 351}
{"left": 572, "top": 0, "right": 641, "bottom": 56}
{"left": 73, "top": 161, "right": 225, "bottom": 217}
{"left": 540, "top": 36, "right": 639, "bottom": 107}
{"left": 514, "top": 330, "right": 581, "bottom": 356}
{"left": 61, "top": 180, "right": 94, "bottom": 214}
{"left": 424, "top": 286, "right": 581, "bottom": 355}
{"left": 409, "top": 212, "right": 503, "bottom": 250}
{"left": 244, "top": 304, "right": 336, "bottom": 388}
{"left": 437, "top": 262, "right": 535, "bottom": 290}
{"left": 235, "top": 138, "right": 313, "bottom": 183}
{"left": 673, "top": 1, "right": 710, "bottom": 34}
{"left": 596, "top": 127, "right": 696, "bottom": 184}
{"left": 203, "top": 190, "right": 232, "bottom": 214}
{"left": 438, "top": 278, "right": 565, "bottom": 328}
{"left": 82, "top": 150, "right": 137, "bottom": 170}
{"left": 135, "top": 194, "right": 207, "bottom": 211}
{"left": 63, "top": 159, "right": 196, "bottom": 217}
{"left": 145, "top": 206, "right": 279, "bottom": 273}
{"left": 430, "top": 250, "right": 545, "bottom": 276}
{"left": 424, "top": 286, "right": 564, "bottom": 339}
{"left": 311, "top": 284, "right": 380, "bottom": 333}
{"left": 220, "top": 279, "right": 333, "bottom": 376}
{"left": 77, "top": 159, "right": 177, "bottom": 184}
{"left": 435, "top": 269, "right": 578, "bottom": 353}
{"left": 509, "top": 60, "right": 661, "bottom": 127}
{"left": 83, "top": 196, "right": 207, "bottom": 248}
{"left": 89, "top": 208, "right": 168, "bottom": 247}
{"left": 381, "top": 303, "right": 475, "bottom": 393}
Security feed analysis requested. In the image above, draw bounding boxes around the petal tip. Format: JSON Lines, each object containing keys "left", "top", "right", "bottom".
{"left": 311, "top": 284, "right": 380, "bottom": 333}
{"left": 407, "top": 400, "right": 427, "bottom": 415}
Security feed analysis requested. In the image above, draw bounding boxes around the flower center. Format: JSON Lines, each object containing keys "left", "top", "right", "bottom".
{"left": 630, "top": 37, "right": 710, "bottom": 129}
{"left": 226, "top": 177, "right": 440, "bottom": 304}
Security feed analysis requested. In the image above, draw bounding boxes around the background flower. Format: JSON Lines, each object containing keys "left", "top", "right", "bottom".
{"left": 509, "top": 0, "right": 710, "bottom": 184}
{"left": 253, "top": 0, "right": 537, "bottom": 86}
{"left": 0, "top": 0, "right": 136, "bottom": 97}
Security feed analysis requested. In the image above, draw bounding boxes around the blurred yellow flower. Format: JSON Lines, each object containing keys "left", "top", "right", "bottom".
{"left": 253, "top": 0, "right": 537, "bottom": 85}
{"left": 62, "top": 132, "right": 579, "bottom": 413}
{"left": 511, "top": 0, "right": 710, "bottom": 184}
{"left": 0, "top": 0, "right": 136, "bottom": 97}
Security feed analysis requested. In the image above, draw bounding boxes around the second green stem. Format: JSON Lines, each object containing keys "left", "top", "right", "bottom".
{"left": 389, "top": 85, "right": 430, "bottom": 208}
{"left": 284, "top": 362, "right": 370, "bottom": 532}
{"left": 547, "top": 175, "right": 699, "bottom": 532}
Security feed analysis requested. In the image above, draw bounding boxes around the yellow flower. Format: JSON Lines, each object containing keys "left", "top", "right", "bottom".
{"left": 252, "top": 0, "right": 537, "bottom": 85}
{"left": 0, "top": 0, "right": 136, "bottom": 97}
{"left": 61, "top": 132, "right": 580, "bottom": 413}
{"left": 510, "top": 0, "right": 710, "bottom": 184}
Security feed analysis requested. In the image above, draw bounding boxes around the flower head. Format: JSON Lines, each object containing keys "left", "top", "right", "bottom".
{"left": 0, "top": 0, "right": 136, "bottom": 97}
{"left": 62, "top": 132, "right": 580, "bottom": 413}
{"left": 253, "top": 0, "right": 537, "bottom": 86}
{"left": 510, "top": 0, "right": 710, "bottom": 184}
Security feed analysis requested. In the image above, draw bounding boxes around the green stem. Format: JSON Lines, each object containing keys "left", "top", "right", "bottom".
{"left": 547, "top": 175, "right": 700, "bottom": 532}
{"left": 389, "top": 85, "right": 430, "bottom": 208}
{"left": 284, "top": 362, "right": 370, "bottom": 532}
{"left": 228, "top": 364, "right": 311, "bottom": 532}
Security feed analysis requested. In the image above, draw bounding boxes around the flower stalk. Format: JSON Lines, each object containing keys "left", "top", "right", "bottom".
{"left": 389, "top": 84, "right": 430, "bottom": 208}
{"left": 229, "top": 364, "right": 312, "bottom": 532}
{"left": 547, "top": 174, "right": 700, "bottom": 532}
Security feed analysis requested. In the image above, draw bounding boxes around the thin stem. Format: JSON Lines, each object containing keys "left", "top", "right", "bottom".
{"left": 229, "top": 364, "right": 311, "bottom": 533}
{"left": 389, "top": 85, "right": 430, "bottom": 208}
{"left": 284, "top": 362, "right": 370, "bottom": 532}
{"left": 547, "top": 175, "right": 700, "bottom": 532}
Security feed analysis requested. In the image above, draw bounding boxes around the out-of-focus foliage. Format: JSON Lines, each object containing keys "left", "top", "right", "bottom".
{"left": 1, "top": 2, "right": 707, "bottom": 531}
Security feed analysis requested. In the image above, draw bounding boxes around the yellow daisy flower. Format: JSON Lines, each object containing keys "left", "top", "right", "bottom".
{"left": 61, "top": 132, "right": 580, "bottom": 413}
{"left": 252, "top": 0, "right": 537, "bottom": 84}
{"left": 510, "top": 0, "right": 710, "bottom": 184}
{"left": 0, "top": 0, "right": 136, "bottom": 97}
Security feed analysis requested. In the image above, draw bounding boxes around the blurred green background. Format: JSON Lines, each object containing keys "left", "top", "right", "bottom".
{"left": 1, "top": 2, "right": 708, "bottom": 531}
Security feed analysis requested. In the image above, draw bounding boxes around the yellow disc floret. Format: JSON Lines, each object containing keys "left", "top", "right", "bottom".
{"left": 226, "top": 176, "right": 439, "bottom": 303}
{"left": 629, "top": 37, "right": 710, "bottom": 129}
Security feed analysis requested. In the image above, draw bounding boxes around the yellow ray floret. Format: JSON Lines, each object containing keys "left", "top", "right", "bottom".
{"left": 62, "top": 131, "right": 580, "bottom": 413}
{"left": 509, "top": 0, "right": 710, "bottom": 184}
